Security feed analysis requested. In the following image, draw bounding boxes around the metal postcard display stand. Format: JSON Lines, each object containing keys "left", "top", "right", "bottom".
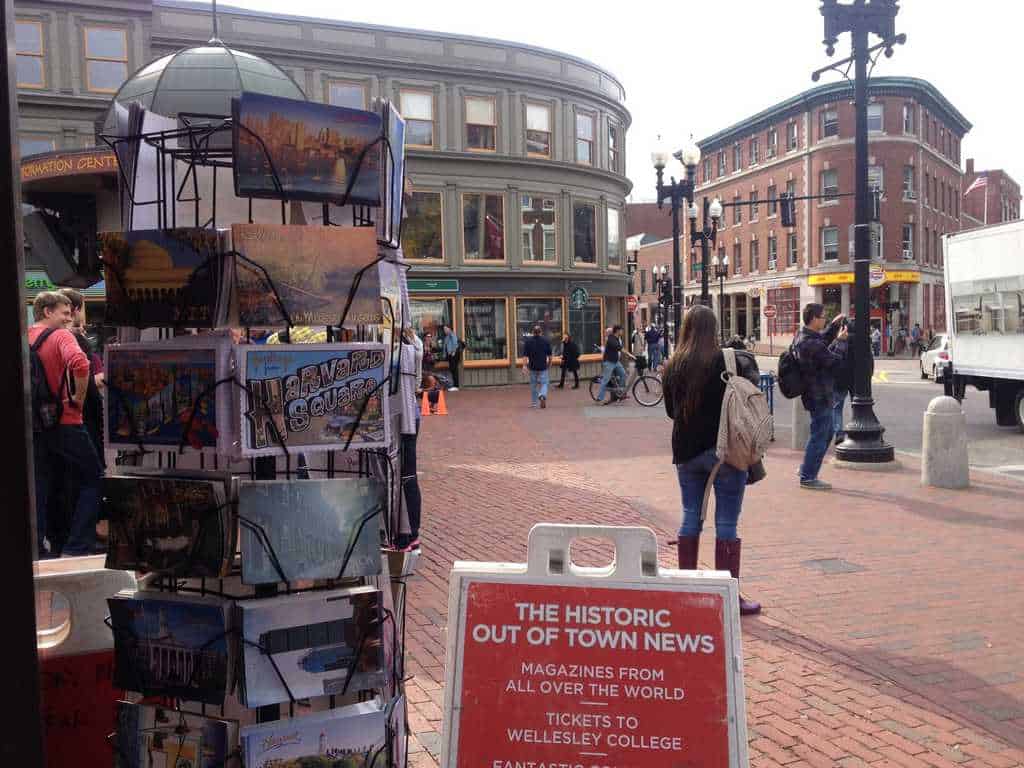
{"left": 442, "top": 524, "right": 749, "bottom": 768}
{"left": 98, "top": 94, "right": 413, "bottom": 768}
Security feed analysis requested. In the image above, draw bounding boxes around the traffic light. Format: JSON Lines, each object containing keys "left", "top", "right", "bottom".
{"left": 659, "top": 277, "right": 673, "bottom": 306}
{"left": 780, "top": 193, "right": 796, "bottom": 228}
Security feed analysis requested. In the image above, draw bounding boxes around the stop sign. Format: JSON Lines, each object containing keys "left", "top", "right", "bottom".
{"left": 763, "top": 304, "right": 778, "bottom": 319}
{"left": 627, "top": 295, "right": 639, "bottom": 313}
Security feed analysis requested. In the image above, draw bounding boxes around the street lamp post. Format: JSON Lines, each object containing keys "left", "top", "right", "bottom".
{"left": 712, "top": 254, "right": 729, "bottom": 343}
{"left": 655, "top": 264, "right": 670, "bottom": 359}
{"left": 690, "top": 198, "right": 723, "bottom": 308}
{"left": 816, "top": 0, "right": 903, "bottom": 464}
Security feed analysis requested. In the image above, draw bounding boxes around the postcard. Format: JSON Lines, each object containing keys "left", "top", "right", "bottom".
{"left": 100, "top": 228, "right": 228, "bottom": 327}
{"left": 115, "top": 701, "right": 238, "bottom": 768}
{"left": 105, "top": 337, "right": 235, "bottom": 453}
{"left": 238, "top": 587, "right": 385, "bottom": 707}
{"left": 379, "top": 101, "right": 406, "bottom": 249}
{"left": 233, "top": 91, "right": 382, "bottom": 205}
{"left": 104, "top": 471, "right": 235, "bottom": 577}
{"left": 238, "top": 477, "right": 384, "bottom": 585}
{"left": 241, "top": 700, "right": 387, "bottom": 768}
{"left": 108, "top": 591, "right": 233, "bottom": 705}
{"left": 238, "top": 343, "right": 390, "bottom": 457}
{"left": 231, "top": 224, "right": 381, "bottom": 328}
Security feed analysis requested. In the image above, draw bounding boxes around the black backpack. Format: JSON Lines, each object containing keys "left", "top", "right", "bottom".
{"left": 777, "top": 342, "right": 804, "bottom": 399}
{"left": 30, "top": 328, "right": 65, "bottom": 431}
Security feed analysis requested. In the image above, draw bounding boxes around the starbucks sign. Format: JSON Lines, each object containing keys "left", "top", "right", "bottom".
{"left": 569, "top": 286, "right": 590, "bottom": 310}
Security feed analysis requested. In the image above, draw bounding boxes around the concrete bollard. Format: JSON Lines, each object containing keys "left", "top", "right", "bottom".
{"left": 790, "top": 399, "right": 810, "bottom": 450}
{"left": 922, "top": 395, "right": 969, "bottom": 489}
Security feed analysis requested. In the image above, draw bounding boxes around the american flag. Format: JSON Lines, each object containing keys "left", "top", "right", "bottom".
{"left": 965, "top": 173, "right": 988, "bottom": 195}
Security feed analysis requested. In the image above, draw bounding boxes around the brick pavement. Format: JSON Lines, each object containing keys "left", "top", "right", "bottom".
{"left": 401, "top": 384, "right": 1024, "bottom": 767}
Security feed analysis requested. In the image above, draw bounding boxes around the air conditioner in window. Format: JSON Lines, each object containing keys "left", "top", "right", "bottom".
{"left": 904, "top": 191, "right": 917, "bottom": 200}
{"left": 902, "top": 249, "right": 913, "bottom": 260}
{"left": 768, "top": 260, "right": 777, "bottom": 271}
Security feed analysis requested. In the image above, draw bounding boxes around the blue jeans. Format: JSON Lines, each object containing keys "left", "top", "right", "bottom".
{"left": 832, "top": 391, "right": 847, "bottom": 438}
{"left": 529, "top": 369, "right": 549, "bottom": 404}
{"left": 597, "top": 361, "right": 626, "bottom": 401}
{"left": 800, "top": 405, "right": 835, "bottom": 482}
{"left": 34, "top": 425, "right": 103, "bottom": 556}
{"left": 676, "top": 448, "right": 747, "bottom": 540}
{"left": 647, "top": 344, "right": 661, "bottom": 370}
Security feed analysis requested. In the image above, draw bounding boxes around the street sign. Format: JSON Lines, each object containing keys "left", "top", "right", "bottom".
{"left": 408, "top": 278, "right": 460, "bottom": 293}
{"left": 569, "top": 286, "right": 590, "bottom": 310}
{"left": 627, "top": 295, "right": 639, "bottom": 313}
{"left": 869, "top": 266, "right": 886, "bottom": 289}
{"left": 442, "top": 525, "right": 748, "bottom": 768}
{"left": 763, "top": 304, "right": 778, "bottom": 319}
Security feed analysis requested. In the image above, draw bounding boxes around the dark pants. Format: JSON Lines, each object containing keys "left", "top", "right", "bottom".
{"left": 558, "top": 366, "right": 579, "bottom": 387}
{"left": 34, "top": 425, "right": 103, "bottom": 556}
{"left": 800, "top": 405, "right": 835, "bottom": 482}
{"left": 446, "top": 353, "right": 461, "bottom": 387}
{"left": 400, "top": 422, "right": 422, "bottom": 542}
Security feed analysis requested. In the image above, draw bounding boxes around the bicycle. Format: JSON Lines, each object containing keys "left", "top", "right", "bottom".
{"left": 589, "top": 354, "right": 663, "bottom": 407}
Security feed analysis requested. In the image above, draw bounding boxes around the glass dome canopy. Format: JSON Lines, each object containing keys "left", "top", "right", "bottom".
{"left": 101, "top": 41, "right": 306, "bottom": 133}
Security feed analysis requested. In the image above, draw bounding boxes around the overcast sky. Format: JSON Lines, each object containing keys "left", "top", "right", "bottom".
{"left": 207, "top": 0, "right": 1019, "bottom": 200}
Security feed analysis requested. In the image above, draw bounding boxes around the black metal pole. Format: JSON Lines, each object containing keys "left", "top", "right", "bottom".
{"left": 0, "top": 0, "right": 46, "bottom": 762}
{"left": 719, "top": 271, "right": 726, "bottom": 343}
{"left": 700, "top": 197, "right": 711, "bottom": 306}
{"left": 670, "top": 199, "right": 682, "bottom": 347}
{"left": 834, "top": 15, "right": 894, "bottom": 463}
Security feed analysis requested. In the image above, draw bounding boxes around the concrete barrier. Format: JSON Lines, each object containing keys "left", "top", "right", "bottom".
{"left": 790, "top": 399, "right": 810, "bottom": 450}
{"left": 921, "top": 395, "right": 969, "bottom": 489}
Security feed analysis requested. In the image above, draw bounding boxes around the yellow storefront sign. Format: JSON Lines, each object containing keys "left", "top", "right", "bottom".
{"left": 809, "top": 270, "right": 920, "bottom": 286}
{"left": 808, "top": 273, "right": 855, "bottom": 285}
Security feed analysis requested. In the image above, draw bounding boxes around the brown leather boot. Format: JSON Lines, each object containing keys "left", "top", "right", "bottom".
{"left": 676, "top": 535, "right": 700, "bottom": 570}
{"left": 715, "top": 538, "right": 762, "bottom": 616}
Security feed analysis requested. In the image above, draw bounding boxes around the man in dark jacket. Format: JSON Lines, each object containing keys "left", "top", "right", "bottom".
{"left": 794, "top": 303, "right": 848, "bottom": 490}
{"left": 555, "top": 333, "right": 580, "bottom": 389}
{"left": 521, "top": 325, "right": 553, "bottom": 408}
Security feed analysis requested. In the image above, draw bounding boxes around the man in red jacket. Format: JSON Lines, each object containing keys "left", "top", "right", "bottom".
{"left": 28, "top": 291, "right": 102, "bottom": 557}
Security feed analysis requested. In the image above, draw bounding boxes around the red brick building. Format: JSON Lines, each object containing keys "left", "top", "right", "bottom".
{"left": 675, "top": 77, "right": 970, "bottom": 350}
{"left": 961, "top": 158, "right": 1020, "bottom": 228}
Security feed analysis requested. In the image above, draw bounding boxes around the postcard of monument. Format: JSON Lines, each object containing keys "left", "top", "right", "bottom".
{"left": 115, "top": 701, "right": 238, "bottom": 768}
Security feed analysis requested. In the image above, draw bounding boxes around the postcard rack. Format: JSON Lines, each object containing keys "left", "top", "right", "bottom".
{"left": 100, "top": 95, "right": 413, "bottom": 768}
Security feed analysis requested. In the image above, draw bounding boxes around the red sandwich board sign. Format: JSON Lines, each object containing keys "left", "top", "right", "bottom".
{"left": 763, "top": 304, "right": 777, "bottom": 319}
{"left": 442, "top": 525, "right": 748, "bottom": 767}
{"left": 627, "top": 295, "right": 639, "bottom": 313}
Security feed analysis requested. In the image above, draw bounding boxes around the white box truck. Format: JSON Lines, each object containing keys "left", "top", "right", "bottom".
{"left": 943, "top": 220, "right": 1024, "bottom": 431}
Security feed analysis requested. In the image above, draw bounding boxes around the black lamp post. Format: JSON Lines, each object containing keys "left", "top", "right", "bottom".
{"left": 712, "top": 254, "right": 729, "bottom": 343}
{"left": 690, "top": 197, "right": 723, "bottom": 308}
{"left": 655, "top": 264, "right": 670, "bottom": 358}
{"left": 815, "top": 0, "right": 904, "bottom": 464}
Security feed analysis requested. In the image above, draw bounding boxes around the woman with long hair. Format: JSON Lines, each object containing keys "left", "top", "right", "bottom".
{"left": 663, "top": 304, "right": 762, "bottom": 615}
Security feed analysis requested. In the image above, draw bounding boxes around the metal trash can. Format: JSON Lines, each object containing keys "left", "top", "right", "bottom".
{"left": 759, "top": 372, "right": 776, "bottom": 441}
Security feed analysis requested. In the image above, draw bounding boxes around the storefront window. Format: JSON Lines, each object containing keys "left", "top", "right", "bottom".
{"left": 404, "top": 191, "right": 443, "bottom": 261}
{"left": 516, "top": 298, "right": 564, "bottom": 357}
{"left": 521, "top": 196, "right": 557, "bottom": 262}
{"left": 463, "top": 298, "right": 508, "bottom": 362}
{"left": 409, "top": 297, "right": 453, "bottom": 349}
{"left": 607, "top": 208, "right": 622, "bottom": 268}
{"left": 766, "top": 286, "right": 800, "bottom": 334}
{"left": 573, "top": 203, "right": 596, "bottom": 264}
{"left": 568, "top": 298, "right": 602, "bottom": 358}
{"left": 823, "top": 286, "right": 842, "bottom": 321}
{"left": 463, "top": 193, "right": 505, "bottom": 261}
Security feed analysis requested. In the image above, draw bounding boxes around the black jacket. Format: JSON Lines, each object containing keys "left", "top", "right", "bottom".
{"left": 561, "top": 340, "right": 580, "bottom": 371}
{"left": 794, "top": 322, "right": 847, "bottom": 411}
{"left": 664, "top": 350, "right": 760, "bottom": 465}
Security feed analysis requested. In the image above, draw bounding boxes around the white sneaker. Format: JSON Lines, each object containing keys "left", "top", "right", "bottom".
{"left": 448, "top": 387, "right": 459, "bottom": 392}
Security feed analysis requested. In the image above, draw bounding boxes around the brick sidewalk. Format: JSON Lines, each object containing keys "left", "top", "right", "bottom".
{"left": 402, "top": 384, "right": 1024, "bottom": 767}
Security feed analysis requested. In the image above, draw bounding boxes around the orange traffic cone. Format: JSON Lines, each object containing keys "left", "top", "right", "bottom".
{"left": 421, "top": 391, "right": 430, "bottom": 416}
{"left": 436, "top": 389, "right": 448, "bottom": 416}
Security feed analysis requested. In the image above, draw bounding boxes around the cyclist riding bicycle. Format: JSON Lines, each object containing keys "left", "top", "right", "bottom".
{"left": 597, "top": 325, "right": 634, "bottom": 404}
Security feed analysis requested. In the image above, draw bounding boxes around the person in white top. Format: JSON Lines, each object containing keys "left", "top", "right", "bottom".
{"left": 398, "top": 327, "right": 424, "bottom": 551}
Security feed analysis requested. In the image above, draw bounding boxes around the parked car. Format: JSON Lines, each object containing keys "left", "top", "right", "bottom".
{"left": 920, "top": 333, "right": 950, "bottom": 380}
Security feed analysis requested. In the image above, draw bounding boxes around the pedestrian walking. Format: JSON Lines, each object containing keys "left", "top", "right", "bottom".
{"left": 663, "top": 304, "right": 762, "bottom": 615}
{"left": 794, "top": 303, "right": 849, "bottom": 490}
{"left": 871, "top": 326, "right": 882, "bottom": 357}
{"left": 644, "top": 324, "right": 662, "bottom": 370}
{"left": 397, "top": 327, "right": 424, "bottom": 552}
{"left": 596, "top": 325, "right": 630, "bottom": 404}
{"left": 441, "top": 324, "right": 463, "bottom": 390}
{"left": 28, "top": 291, "right": 103, "bottom": 558}
{"left": 555, "top": 333, "right": 580, "bottom": 389}
{"left": 910, "top": 322, "right": 922, "bottom": 356}
{"left": 521, "top": 325, "right": 552, "bottom": 408}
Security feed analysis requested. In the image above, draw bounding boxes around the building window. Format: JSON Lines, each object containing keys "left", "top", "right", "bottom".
{"left": 732, "top": 194, "right": 742, "bottom": 225}
{"left": 733, "top": 143, "right": 742, "bottom": 170}
{"left": 955, "top": 192, "right": 959, "bottom": 220}
{"left": 404, "top": 190, "right": 444, "bottom": 261}
{"left": 867, "top": 103, "right": 884, "bottom": 132}
{"left": 575, "top": 112, "right": 595, "bottom": 165}
{"left": 523, "top": 102, "right": 552, "bottom": 158}
{"left": 767, "top": 184, "right": 778, "bottom": 216}
{"left": 640, "top": 269, "right": 647, "bottom": 294}
{"left": 568, "top": 298, "right": 602, "bottom": 360}
{"left": 786, "top": 121, "right": 798, "bottom": 151}
{"left": 608, "top": 123, "right": 620, "bottom": 171}
{"left": 768, "top": 235, "right": 778, "bottom": 269}
{"left": 903, "top": 166, "right": 916, "bottom": 199}
{"left": 820, "top": 169, "right": 839, "bottom": 201}
{"left": 749, "top": 137, "right": 759, "bottom": 165}
{"left": 767, "top": 286, "right": 800, "bottom": 334}
{"left": 463, "top": 298, "right": 508, "bottom": 363}
{"left": 717, "top": 150, "right": 726, "bottom": 176}
{"left": 941, "top": 182, "right": 947, "bottom": 215}
{"left": 19, "top": 134, "right": 55, "bottom": 157}
{"left": 733, "top": 241, "right": 742, "bottom": 275}
{"left": 934, "top": 285, "right": 946, "bottom": 331}
{"left": 410, "top": 297, "right": 454, "bottom": 345}
{"left": 465, "top": 96, "right": 497, "bottom": 152}
{"left": 924, "top": 172, "right": 931, "bottom": 207}
{"left": 868, "top": 165, "right": 884, "bottom": 193}
{"left": 462, "top": 192, "right": 505, "bottom": 261}
{"left": 767, "top": 127, "right": 777, "bottom": 158}
{"left": 848, "top": 222, "right": 883, "bottom": 261}
{"left": 607, "top": 208, "right": 622, "bottom": 268}
{"left": 924, "top": 226, "right": 931, "bottom": 264}
{"left": 750, "top": 191, "right": 759, "bottom": 220}
{"left": 903, "top": 103, "right": 915, "bottom": 134}
{"left": 750, "top": 238, "right": 760, "bottom": 272}
{"left": 573, "top": 202, "right": 596, "bottom": 264}
{"left": 521, "top": 195, "right": 557, "bottom": 263}
{"left": 15, "top": 20, "right": 45, "bottom": 88}
{"left": 787, "top": 232, "right": 798, "bottom": 266}
{"left": 924, "top": 116, "right": 931, "bottom": 144}
{"left": 702, "top": 156, "right": 712, "bottom": 183}
{"left": 400, "top": 89, "right": 435, "bottom": 148}
{"left": 821, "top": 108, "right": 839, "bottom": 138}
{"left": 902, "top": 224, "right": 914, "bottom": 260}
{"left": 516, "top": 298, "right": 564, "bottom": 358}
{"left": 327, "top": 80, "right": 366, "bottom": 109}
{"left": 821, "top": 227, "right": 839, "bottom": 262}
{"left": 83, "top": 26, "right": 127, "bottom": 93}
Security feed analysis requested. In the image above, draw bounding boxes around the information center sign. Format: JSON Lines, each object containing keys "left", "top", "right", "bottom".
{"left": 442, "top": 525, "right": 748, "bottom": 768}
